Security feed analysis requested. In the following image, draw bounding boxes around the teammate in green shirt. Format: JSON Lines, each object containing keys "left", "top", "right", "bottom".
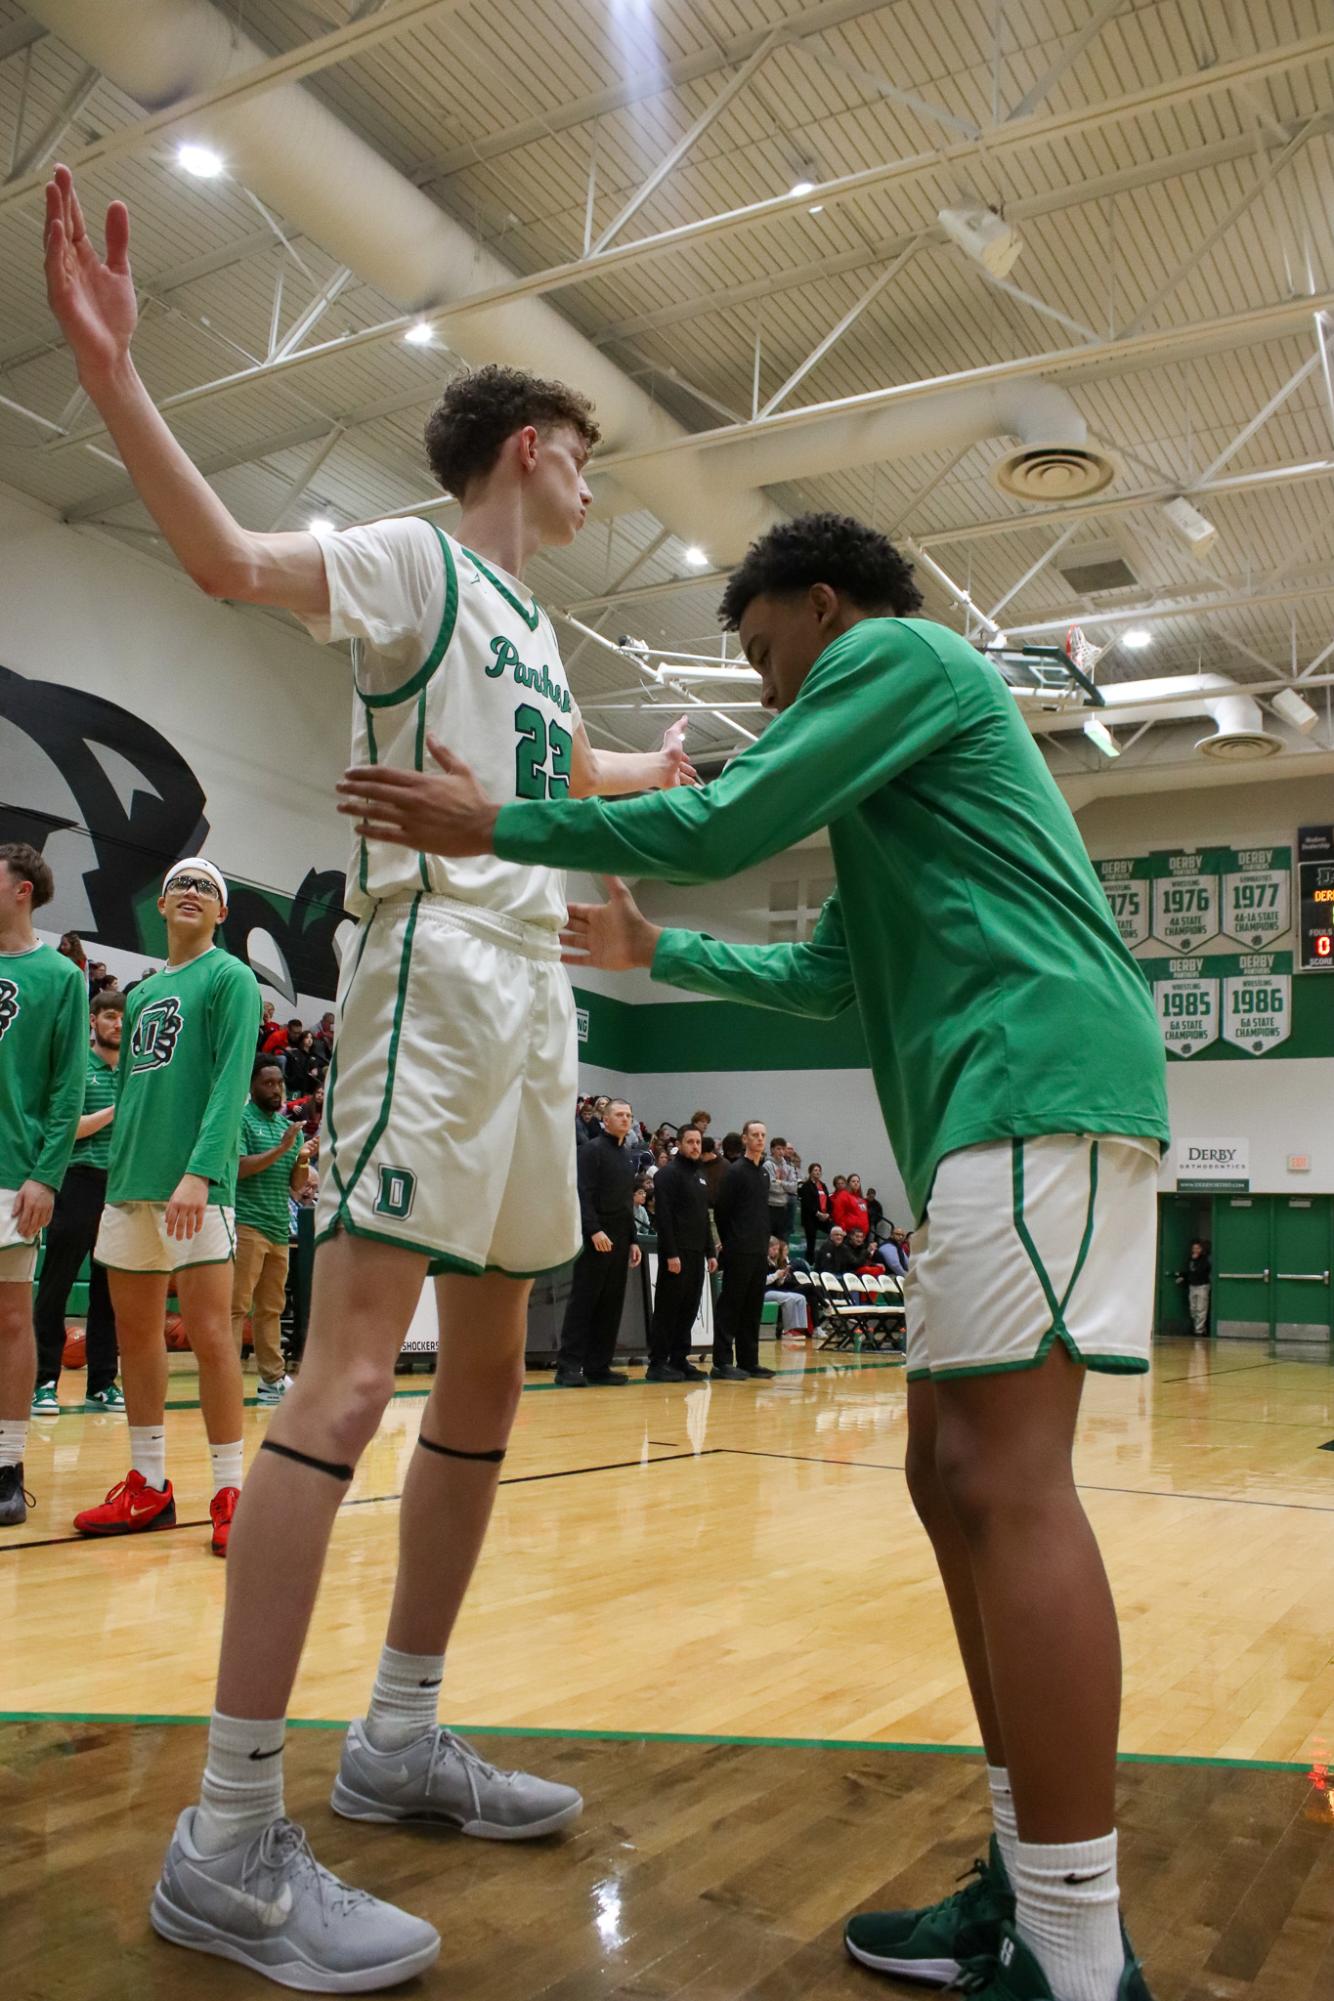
{"left": 0, "top": 843, "right": 88, "bottom": 1529}
{"left": 231, "top": 1060, "right": 311, "bottom": 1403}
{"left": 33, "top": 987, "right": 127, "bottom": 1415}
{"left": 342, "top": 514, "right": 1169, "bottom": 2001}
{"left": 74, "top": 859, "right": 260, "bottom": 1557}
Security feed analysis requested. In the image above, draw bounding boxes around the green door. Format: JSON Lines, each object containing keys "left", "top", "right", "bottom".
{"left": 1212, "top": 1195, "right": 1273, "bottom": 1340}
{"left": 1272, "top": 1196, "right": 1333, "bottom": 1344}
{"left": 1155, "top": 1195, "right": 1199, "bottom": 1336}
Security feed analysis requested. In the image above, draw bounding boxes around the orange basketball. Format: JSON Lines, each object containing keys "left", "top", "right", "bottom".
{"left": 163, "top": 1312, "right": 189, "bottom": 1351}
{"left": 62, "top": 1327, "right": 87, "bottom": 1369}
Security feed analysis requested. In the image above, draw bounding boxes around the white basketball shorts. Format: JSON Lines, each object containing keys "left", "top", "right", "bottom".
{"left": 904, "top": 1133, "right": 1159, "bottom": 1381}
{"left": 95, "top": 1201, "right": 237, "bottom": 1275}
{"left": 317, "top": 892, "right": 582, "bottom": 1278}
{"left": 0, "top": 1191, "right": 38, "bottom": 1283}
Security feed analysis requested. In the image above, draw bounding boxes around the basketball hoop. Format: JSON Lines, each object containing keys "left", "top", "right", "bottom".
{"left": 1065, "top": 625, "right": 1107, "bottom": 677}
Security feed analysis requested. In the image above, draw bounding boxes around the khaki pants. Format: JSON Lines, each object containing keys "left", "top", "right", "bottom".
{"left": 230, "top": 1223, "right": 290, "bottom": 1383}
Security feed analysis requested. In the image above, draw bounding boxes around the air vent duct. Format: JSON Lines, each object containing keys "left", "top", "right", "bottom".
{"left": 994, "top": 445, "right": 1117, "bottom": 502}
{"left": 1195, "top": 694, "right": 1283, "bottom": 762}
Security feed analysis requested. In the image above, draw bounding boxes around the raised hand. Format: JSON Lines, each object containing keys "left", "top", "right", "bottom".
{"left": 559, "top": 876, "right": 660, "bottom": 973}
{"left": 43, "top": 163, "right": 138, "bottom": 382}
{"left": 659, "top": 715, "right": 699, "bottom": 788}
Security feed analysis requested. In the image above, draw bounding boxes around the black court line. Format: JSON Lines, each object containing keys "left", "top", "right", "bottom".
{"left": 1154, "top": 1358, "right": 1281, "bottom": 1386}
{"left": 0, "top": 1449, "right": 713, "bottom": 1555}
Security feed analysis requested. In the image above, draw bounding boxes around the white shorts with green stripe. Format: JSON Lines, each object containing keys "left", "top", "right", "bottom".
{"left": 317, "top": 891, "right": 582, "bottom": 1278}
{"left": 95, "top": 1201, "right": 237, "bottom": 1274}
{"left": 904, "top": 1133, "right": 1159, "bottom": 1382}
{"left": 0, "top": 1191, "right": 38, "bottom": 1283}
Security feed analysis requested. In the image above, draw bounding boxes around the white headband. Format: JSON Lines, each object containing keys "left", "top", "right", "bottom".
{"left": 162, "top": 856, "right": 228, "bottom": 902}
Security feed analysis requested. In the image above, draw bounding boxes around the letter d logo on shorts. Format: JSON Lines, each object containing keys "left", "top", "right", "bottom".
{"left": 375, "top": 1166, "right": 417, "bottom": 1221}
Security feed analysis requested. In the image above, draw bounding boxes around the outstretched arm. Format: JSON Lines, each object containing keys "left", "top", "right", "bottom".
{"left": 570, "top": 715, "right": 699, "bottom": 798}
{"left": 560, "top": 878, "right": 857, "bottom": 1023}
{"left": 43, "top": 166, "right": 328, "bottom": 614}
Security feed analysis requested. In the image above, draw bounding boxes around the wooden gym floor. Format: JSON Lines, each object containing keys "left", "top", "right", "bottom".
{"left": 7, "top": 1338, "right": 1334, "bottom": 1999}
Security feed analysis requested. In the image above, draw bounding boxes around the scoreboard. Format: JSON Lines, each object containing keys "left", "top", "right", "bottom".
{"left": 1297, "top": 824, "right": 1334, "bottom": 971}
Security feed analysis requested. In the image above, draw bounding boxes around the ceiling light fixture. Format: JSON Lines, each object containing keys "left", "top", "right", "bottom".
{"left": 307, "top": 517, "right": 335, "bottom": 536}
{"left": 789, "top": 178, "right": 817, "bottom": 198}
{"left": 1121, "top": 627, "right": 1154, "bottom": 650}
{"left": 177, "top": 143, "right": 225, "bottom": 179}
{"left": 1160, "top": 495, "right": 1217, "bottom": 559}
{"left": 403, "top": 321, "right": 435, "bottom": 346}
{"left": 682, "top": 545, "right": 710, "bottom": 569}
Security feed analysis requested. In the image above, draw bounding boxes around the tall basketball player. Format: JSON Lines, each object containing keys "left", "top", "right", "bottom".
{"left": 45, "top": 163, "right": 695, "bottom": 1989}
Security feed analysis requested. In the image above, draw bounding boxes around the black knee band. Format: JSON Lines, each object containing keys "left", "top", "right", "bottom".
{"left": 260, "top": 1438, "right": 354, "bottom": 1482}
{"left": 418, "top": 1434, "right": 506, "bottom": 1465}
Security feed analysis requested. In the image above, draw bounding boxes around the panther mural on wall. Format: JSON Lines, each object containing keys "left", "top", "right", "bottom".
{"left": 0, "top": 662, "right": 344, "bottom": 1002}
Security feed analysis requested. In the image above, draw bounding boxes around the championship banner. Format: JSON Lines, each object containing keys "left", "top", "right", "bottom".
{"left": 1148, "top": 849, "right": 1225, "bottom": 954}
{"left": 1220, "top": 951, "right": 1291, "bottom": 1054}
{"left": 1220, "top": 845, "right": 1291, "bottom": 949}
{"left": 1095, "top": 856, "right": 1152, "bottom": 950}
{"left": 1152, "top": 957, "right": 1219, "bottom": 1058}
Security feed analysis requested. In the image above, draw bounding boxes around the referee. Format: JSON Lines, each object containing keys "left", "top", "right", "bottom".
{"left": 32, "top": 989, "right": 125, "bottom": 1412}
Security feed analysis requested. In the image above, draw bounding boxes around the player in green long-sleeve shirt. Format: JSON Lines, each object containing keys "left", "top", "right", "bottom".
{"left": 75, "top": 858, "right": 260, "bottom": 1557}
{"left": 0, "top": 843, "right": 88, "bottom": 1529}
{"left": 341, "top": 514, "right": 1169, "bottom": 2001}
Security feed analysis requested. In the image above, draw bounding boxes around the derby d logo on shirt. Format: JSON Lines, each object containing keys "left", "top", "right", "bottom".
{"left": 130, "top": 996, "right": 184, "bottom": 1073}
{"left": 0, "top": 979, "right": 18, "bottom": 1042}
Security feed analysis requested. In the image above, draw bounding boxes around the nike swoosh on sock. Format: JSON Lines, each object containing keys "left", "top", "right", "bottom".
{"left": 417, "top": 1678, "right": 443, "bottom": 1688}
{"left": 248, "top": 1745, "right": 284, "bottom": 1761}
{"left": 1063, "top": 1869, "right": 1111, "bottom": 1883}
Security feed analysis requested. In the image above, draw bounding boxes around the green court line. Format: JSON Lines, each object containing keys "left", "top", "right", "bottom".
{"left": 0, "top": 1711, "right": 1311, "bottom": 1775}
{"left": 146, "top": 1354, "right": 907, "bottom": 1413}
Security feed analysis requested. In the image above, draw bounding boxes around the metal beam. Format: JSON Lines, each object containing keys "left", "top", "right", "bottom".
{"left": 5, "top": 63, "right": 100, "bottom": 184}
{"left": 814, "top": 48, "right": 981, "bottom": 141}
{"left": 265, "top": 426, "right": 344, "bottom": 530}
{"left": 589, "top": 30, "right": 780, "bottom": 255}
{"left": 592, "top": 114, "right": 1334, "bottom": 346}
{"left": 270, "top": 267, "right": 353, "bottom": 363}
{"left": 0, "top": 21, "right": 46, "bottom": 64}
{"left": 1005, "top": 0, "right": 1128, "bottom": 120}
{"left": 0, "top": 0, "right": 473, "bottom": 212}
{"left": 757, "top": 242, "right": 921, "bottom": 418}
{"left": 412, "top": 0, "right": 892, "bottom": 180}
{"left": 1121, "top": 120, "right": 1319, "bottom": 338}
{"left": 1190, "top": 352, "right": 1323, "bottom": 487}
{"left": 1007, "top": 580, "right": 1334, "bottom": 639}
{"left": 986, "top": 523, "right": 1081, "bottom": 623}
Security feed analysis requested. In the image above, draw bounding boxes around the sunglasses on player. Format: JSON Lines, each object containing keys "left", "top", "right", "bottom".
{"left": 164, "top": 874, "right": 222, "bottom": 900}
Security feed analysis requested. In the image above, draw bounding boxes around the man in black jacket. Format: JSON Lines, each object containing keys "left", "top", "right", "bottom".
{"left": 646, "top": 1125, "right": 715, "bottom": 1383}
{"left": 712, "top": 1119, "right": 776, "bottom": 1381}
{"left": 555, "top": 1098, "right": 641, "bottom": 1386}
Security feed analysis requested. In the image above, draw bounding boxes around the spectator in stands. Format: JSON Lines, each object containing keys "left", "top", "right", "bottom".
{"left": 311, "top": 1011, "right": 336, "bottom": 1067}
{"left": 720, "top": 1131, "right": 743, "bottom": 1165}
{"left": 632, "top": 1176, "right": 654, "bottom": 1238}
{"left": 646, "top": 1124, "right": 713, "bottom": 1382}
{"left": 260, "top": 1012, "right": 289, "bottom": 1061}
{"left": 765, "top": 1235, "right": 812, "bottom": 1336}
{"left": 58, "top": 931, "right": 87, "bottom": 975}
{"left": 877, "top": 1225, "right": 911, "bottom": 1277}
{"left": 285, "top": 1029, "right": 323, "bottom": 1099}
{"left": 1180, "top": 1240, "right": 1211, "bottom": 1335}
{"left": 866, "top": 1186, "right": 884, "bottom": 1235}
{"left": 300, "top": 1086, "right": 324, "bottom": 1141}
{"left": 698, "top": 1132, "right": 726, "bottom": 1208}
{"left": 86, "top": 959, "right": 106, "bottom": 991}
{"left": 555, "top": 1097, "right": 641, "bottom": 1388}
{"left": 832, "top": 1172, "right": 869, "bottom": 1236}
{"left": 231, "top": 1061, "right": 310, "bottom": 1403}
{"left": 31, "top": 988, "right": 126, "bottom": 1415}
{"left": 574, "top": 1097, "right": 595, "bottom": 1146}
{"left": 691, "top": 1108, "right": 712, "bottom": 1135}
{"left": 765, "top": 1136, "right": 800, "bottom": 1243}
{"left": 712, "top": 1119, "right": 775, "bottom": 1381}
{"left": 89, "top": 971, "right": 118, "bottom": 999}
{"left": 816, "top": 1225, "right": 858, "bottom": 1276}
{"left": 257, "top": 1000, "right": 277, "bottom": 1052}
{"left": 799, "top": 1161, "right": 831, "bottom": 1261}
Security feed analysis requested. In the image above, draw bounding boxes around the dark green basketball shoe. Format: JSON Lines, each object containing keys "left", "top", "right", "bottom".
{"left": 948, "top": 1920, "right": 1154, "bottom": 2001}
{"left": 844, "top": 1836, "right": 1014, "bottom": 1984}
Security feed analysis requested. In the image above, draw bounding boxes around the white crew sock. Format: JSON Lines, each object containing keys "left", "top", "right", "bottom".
{"left": 209, "top": 1440, "right": 244, "bottom": 1495}
{"left": 1012, "top": 1831, "right": 1122, "bottom": 2001}
{"left": 129, "top": 1424, "right": 167, "bottom": 1491}
{"left": 364, "top": 1645, "right": 445, "bottom": 1752}
{"left": 987, "top": 1764, "right": 1020, "bottom": 1879}
{"left": 194, "top": 1708, "right": 286, "bottom": 1856}
{"left": 0, "top": 1418, "right": 27, "bottom": 1466}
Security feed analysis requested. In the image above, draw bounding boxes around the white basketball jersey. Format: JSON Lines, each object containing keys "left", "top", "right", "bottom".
{"left": 343, "top": 526, "right": 580, "bottom": 928}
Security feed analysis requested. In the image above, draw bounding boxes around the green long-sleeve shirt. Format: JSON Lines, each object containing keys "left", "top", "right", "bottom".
{"left": 0, "top": 942, "right": 88, "bottom": 1192}
{"left": 108, "top": 946, "right": 260, "bottom": 1207}
{"left": 494, "top": 617, "right": 1169, "bottom": 1220}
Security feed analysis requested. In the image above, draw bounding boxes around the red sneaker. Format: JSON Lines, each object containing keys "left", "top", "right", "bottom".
{"left": 210, "top": 1484, "right": 239, "bottom": 1557}
{"left": 74, "top": 1468, "right": 176, "bottom": 1536}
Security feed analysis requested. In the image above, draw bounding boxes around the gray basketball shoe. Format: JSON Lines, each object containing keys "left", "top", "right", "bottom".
{"left": 151, "top": 1808, "right": 440, "bottom": 1993}
{"left": 332, "top": 1721, "right": 583, "bottom": 1840}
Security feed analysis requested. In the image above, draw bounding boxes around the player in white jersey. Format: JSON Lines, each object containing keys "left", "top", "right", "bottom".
{"left": 44, "top": 164, "right": 696, "bottom": 1991}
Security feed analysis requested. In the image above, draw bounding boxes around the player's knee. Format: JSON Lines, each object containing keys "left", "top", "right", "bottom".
{"left": 933, "top": 1434, "right": 1006, "bottom": 1540}
{"left": 903, "top": 1435, "right": 946, "bottom": 1527}
{"left": 310, "top": 1359, "right": 396, "bottom": 1460}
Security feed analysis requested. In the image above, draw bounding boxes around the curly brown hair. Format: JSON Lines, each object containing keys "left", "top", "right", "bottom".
{"left": 424, "top": 364, "right": 600, "bottom": 498}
